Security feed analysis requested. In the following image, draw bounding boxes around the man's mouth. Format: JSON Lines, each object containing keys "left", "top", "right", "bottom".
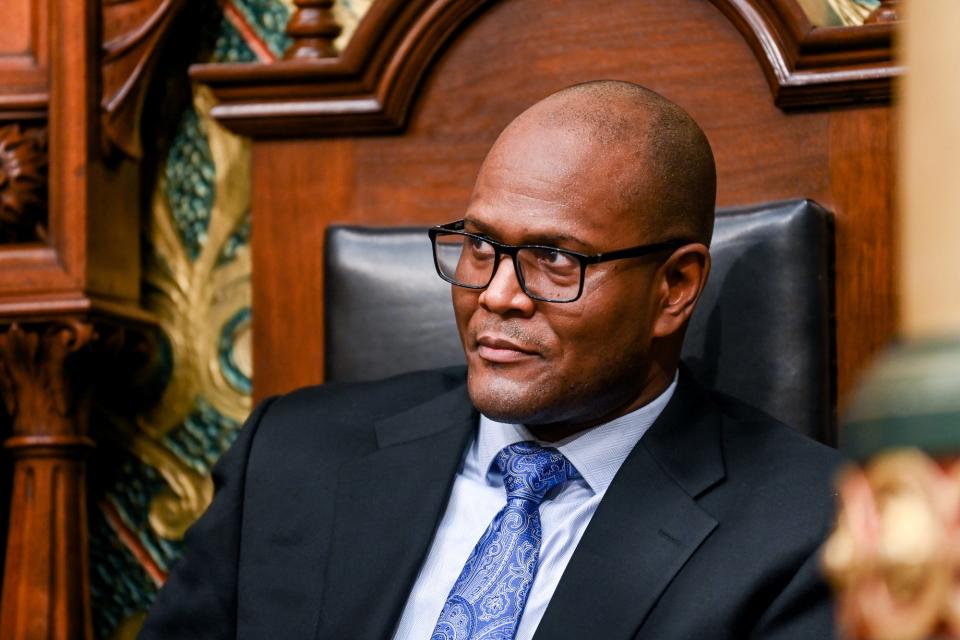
{"left": 475, "top": 334, "right": 540, "bottom": 364}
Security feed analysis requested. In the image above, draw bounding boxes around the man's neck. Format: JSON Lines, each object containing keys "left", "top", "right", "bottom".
{"left": 526, "top": 368, "right": 677, "bottom": 443}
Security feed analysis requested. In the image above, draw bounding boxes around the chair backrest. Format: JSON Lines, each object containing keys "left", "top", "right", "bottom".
{"left": 325, "top": 199, "right": 835, "bottom": 443}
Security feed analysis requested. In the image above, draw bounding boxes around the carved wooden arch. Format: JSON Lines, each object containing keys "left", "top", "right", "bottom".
{"left": 191, "top": 0, "right": 899, "bottom": 137}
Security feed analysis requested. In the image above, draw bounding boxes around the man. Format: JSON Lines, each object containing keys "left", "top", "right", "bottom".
{"left": 141, "top": 81, "right": 842, "bottom": 639}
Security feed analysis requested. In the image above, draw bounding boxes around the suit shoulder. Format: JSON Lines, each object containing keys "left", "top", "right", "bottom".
{"left": 271, "top": 365, "right": 467, "bottom": 418}
{"left": 711, "top": 390, "right": 844, "bottom": 473}
{"left": 247, "top": 366, "right": 467, "bottom": 453}
{"left": 710, "top": 390, "right": 845, "bottom": 525}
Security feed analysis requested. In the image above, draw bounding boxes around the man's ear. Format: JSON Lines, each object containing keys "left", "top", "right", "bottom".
{"left": 652, "top": 244, "right": 711, "bottom": 338}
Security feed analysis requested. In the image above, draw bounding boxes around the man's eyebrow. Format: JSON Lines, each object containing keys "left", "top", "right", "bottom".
{"left": 463, "top": 216, "right": 591, "bottom": 250}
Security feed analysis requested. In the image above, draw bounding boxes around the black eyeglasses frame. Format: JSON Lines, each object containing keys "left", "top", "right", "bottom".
{"left": 428, "top": 219, "right": 691, "bottom": 303}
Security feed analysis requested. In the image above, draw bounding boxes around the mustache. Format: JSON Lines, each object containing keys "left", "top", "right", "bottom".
{"left": 474, "top": 319, "right": 549, "bottom": 353}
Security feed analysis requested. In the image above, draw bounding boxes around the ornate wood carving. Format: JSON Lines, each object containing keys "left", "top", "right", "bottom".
{"left": 284, "top": 0, "right": 343, "bottom": 60}
{"left": 101, "top": 0, "right": 188, "bottom": 159}
{"left": 189, "top": 0, "right": 900, "bottom": 138}
{"left": 0, "top": 124, "right": 47, "bottom": 243}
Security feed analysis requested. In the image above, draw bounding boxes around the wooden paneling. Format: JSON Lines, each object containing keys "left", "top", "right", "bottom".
{"left": 828, "top": 106, "right": 896, "bottom": 409}
{"left": 0, "top": 0, "right": 49, "bottom": 120}
{"left": 242, "top": 0, "right": 896, "bottom": 405}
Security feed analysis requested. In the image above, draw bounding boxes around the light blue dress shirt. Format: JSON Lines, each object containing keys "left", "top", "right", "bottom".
{"left": 391, "top": 375, "right": 678, "bottom": 640}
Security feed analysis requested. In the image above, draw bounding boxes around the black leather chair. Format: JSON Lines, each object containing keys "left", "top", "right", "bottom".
{"left": 325, "top": 199, "right": 835, "bottom": 444}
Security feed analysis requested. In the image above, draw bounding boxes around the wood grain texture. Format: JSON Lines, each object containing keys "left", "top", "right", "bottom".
{"left": 251, "top": 139, "right": 352, "bottom": 398}
{"left": 246, "top": 0, "right": 896, "bottom": 405}
{"left": 828, "top": 107, "right": 896, "bottom": 408}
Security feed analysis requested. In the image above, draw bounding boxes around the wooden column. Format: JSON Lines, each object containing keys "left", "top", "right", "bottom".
{"left": 0, "top": 320, "right": 96, "bottom": 640}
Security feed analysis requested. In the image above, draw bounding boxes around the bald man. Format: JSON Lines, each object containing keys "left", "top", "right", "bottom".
{"left": 141, "top": 82, "right": 842, "bottom": 640}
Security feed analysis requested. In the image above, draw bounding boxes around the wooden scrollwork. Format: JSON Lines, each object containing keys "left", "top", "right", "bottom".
{"left": 0, "top": 124, "right": 47, "bottom": 243}
{"left": 101, "top": 0, "right": 188, "bottom": 159}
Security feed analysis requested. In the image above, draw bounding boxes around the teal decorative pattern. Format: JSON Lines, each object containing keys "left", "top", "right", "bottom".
{"left": 103, "top": 457, "right": 185, "bottom": 572}
{"left": 218, "top": 307, "right": 252, "bottom": 394}
{"left": 89, "top": 509, "right": 159, "bottom": 640}
{"left": 163, "top": 398, "right": 242, "bottom": 475}
{"left": 164, "top": 108, "right": 216, "bottom": 261}
{"left": 230, "top": 0, "right": 293, "bottom": 57}
{"left": 216, "top": 211, "right": 251, "bottom": 267}
{"left": 89, "top": 451, "right": 184, "bottom": 639}
{"left": 214, "top": 14, "right": 258, "bottom": 62}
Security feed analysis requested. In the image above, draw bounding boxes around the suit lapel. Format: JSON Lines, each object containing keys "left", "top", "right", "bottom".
{"left": 315, "top": 383, "right": 477, "bottom": 640}
{"left": 533, "top": 373, "right": 725, "bottom": 640}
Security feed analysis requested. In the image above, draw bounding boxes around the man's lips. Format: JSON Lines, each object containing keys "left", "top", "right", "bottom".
{"left": 475, "top": 335, "right": 539, "bottom": 364}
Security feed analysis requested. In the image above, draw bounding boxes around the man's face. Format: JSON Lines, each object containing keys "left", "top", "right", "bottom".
{"left": 453, "top": 121, "right": 669, "bottom": 430}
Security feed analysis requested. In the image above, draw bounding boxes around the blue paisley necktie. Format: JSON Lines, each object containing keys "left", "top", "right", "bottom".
{"left": 431, "top": 441, "right": 581, "bottom": 640}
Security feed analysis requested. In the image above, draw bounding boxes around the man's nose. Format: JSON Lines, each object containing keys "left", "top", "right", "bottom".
{"left": 478, "top": 254, "right": 536, "bottom": 316}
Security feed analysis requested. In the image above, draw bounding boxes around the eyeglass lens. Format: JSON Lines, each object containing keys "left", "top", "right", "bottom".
{"left": 433, "top": 232, "right": 581, "bottom": 302}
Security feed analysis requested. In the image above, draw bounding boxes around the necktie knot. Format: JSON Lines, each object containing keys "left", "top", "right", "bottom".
{"left": 495, "top": 441, "right": 580, "bottom": 506}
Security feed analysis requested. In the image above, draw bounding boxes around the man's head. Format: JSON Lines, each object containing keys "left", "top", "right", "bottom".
{"left": 451, "top": 80, "right": 716, "bottom": 437}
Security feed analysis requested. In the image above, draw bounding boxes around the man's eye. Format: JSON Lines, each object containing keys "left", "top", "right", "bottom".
{"left": 534, "top": 248, "right": 577, "bottom": 270}
{"left": 468, "top": 237, "right": 493, "bottom": 256}
{"left": 542, "top": 250, "right": 561, "bottom": 264}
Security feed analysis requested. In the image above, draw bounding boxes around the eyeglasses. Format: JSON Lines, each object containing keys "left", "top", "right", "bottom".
{"left": 428, "top": 220, "right": 689, "bottom": 303}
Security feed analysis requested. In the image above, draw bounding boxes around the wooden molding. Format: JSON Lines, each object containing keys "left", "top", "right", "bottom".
{"left": 190, "top": 0, "right": 492, "bottom": 137}
{"left": 0, "top": 0, "right": 50, "bottom": 122}
{"left": 0, "top": 95, "right": 48, "bottom": 123}
{"left": 189, "top": 0, "right": 900, "bottom": 138}
{"left": 712, "top": 0, "right": 900, "bottom": 109}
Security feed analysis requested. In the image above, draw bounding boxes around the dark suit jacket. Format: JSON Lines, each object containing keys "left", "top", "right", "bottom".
{"left": 140, "top": 366, "right": 844, "bottom": 639}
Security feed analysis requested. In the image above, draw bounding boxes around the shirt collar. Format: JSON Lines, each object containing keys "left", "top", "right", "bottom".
{"left": 476, "top": 372, "right": 678, "bottom": 495}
